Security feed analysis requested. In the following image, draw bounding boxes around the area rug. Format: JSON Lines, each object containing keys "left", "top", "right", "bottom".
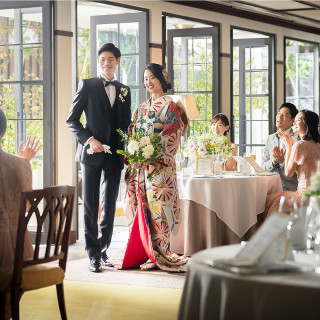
{"left": 20, "top": 280, "right": 182, "bottom": 320}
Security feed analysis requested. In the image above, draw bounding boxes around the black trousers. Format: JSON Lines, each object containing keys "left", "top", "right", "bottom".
{"left": 81, "top": 158, "right": 122, "bottom": 260}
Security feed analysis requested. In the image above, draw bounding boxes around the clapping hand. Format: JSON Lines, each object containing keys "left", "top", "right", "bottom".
{"left": 277, "top": 130, "right": 294, "bottom": 149}
{"left": 18, "top": 136, "right": 41, "bottom": 161}
{"left": 272, "top": 146, "right": 284, "bottom": 164}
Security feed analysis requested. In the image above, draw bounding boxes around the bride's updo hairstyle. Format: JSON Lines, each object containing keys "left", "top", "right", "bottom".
{"left": 143, "top": 63, "right": 172, "bottom": 93}
{"left": 300, "top": 109, "right": 320, "bottom": 143}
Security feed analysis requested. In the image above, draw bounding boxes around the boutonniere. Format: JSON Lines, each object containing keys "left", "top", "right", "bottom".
{"left": 119, "top": 87, "right": 128, "bottom": 103}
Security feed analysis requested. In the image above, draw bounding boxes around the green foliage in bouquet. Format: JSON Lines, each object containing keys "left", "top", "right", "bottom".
{"left": 117, "top": 129, "right": 163, "bottom": 166}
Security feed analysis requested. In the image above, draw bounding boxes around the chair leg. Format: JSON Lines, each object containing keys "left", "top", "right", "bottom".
{"left": 11, "top": 287, "right": 21, "bottom": 320}
{"left": 0, "top": 292, "right": 6, "bottom": 320}
{"left": 56, "top": 283, "right": 67, "bottom": 320}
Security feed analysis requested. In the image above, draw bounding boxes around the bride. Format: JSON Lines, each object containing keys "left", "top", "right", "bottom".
{"left": 120, "top": 63, "right": 189, "bottom": 272}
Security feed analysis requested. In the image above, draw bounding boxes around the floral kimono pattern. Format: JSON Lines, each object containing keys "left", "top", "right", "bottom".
{"left": 122, "top": 95, "right": 189, "bottom": 272}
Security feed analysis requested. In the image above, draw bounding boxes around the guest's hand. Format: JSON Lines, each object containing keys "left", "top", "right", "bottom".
{"left": 277, "top": 130, "right": 294, "bottom": 149}
{"left": 88, "top": 138, "right": 104, "bottom": 153}
{"left": 18, "top": 136, "right": 41, "bottom": 161}
{"left": 272, "top": 146, "right": 284, "bottom": 164}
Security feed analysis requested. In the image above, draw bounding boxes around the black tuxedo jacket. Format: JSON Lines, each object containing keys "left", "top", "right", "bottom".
{"left": 66, "top": 77, "right": 131, "bottom": 169}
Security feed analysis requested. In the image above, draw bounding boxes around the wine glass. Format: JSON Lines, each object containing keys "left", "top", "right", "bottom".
{"left": 278, "top": 196, "right": 297, "bottom": 215}
{"left": 216, "top": 154, "right": 224, "bottom": 174}
{"left": 211, "top": 153, "right": 218, "bottom": 174}
{"left": 176, "top": 149, "right": 185, "bottom": 173}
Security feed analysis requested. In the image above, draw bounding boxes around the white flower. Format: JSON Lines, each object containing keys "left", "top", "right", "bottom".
{"left": 128, "top": 140, "right": 139, "bottom": 155}
{"left": 143, "top": 144, "right": 154, "bottom": 159}
{"left": 119, "top": 87, "right": 128, "bottom": 103}
{"left": 139, "top": 136, "right": 151, "bottom": 147}
{"left": 198, "top": 145, "right": 207, "bottom": 156}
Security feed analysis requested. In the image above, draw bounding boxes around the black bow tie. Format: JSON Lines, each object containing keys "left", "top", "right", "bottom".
{"left": 105, "top": 81, "right": 115, "bottom": 87}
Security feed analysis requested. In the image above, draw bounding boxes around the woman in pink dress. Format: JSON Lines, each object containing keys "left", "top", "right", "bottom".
{"left": 265, "top": 109, "right": 320, "bottom": 216}
{"left": 211, "top": 113, "right": 238, "bottom": 170}
{"left": 120, "top": 64, "right": 189, "bottom": 272}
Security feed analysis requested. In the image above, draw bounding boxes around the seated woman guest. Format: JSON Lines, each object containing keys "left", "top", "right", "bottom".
{"left": 211, "top": 113, "right": 238, "bottom": 171}
{"left": 265, "top": 109, "right": 320, "bottom": 216}
{"left": 0, "top": 109, "right": 40, "bottom": 319}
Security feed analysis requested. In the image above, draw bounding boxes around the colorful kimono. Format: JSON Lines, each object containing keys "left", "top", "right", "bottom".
{"left": 121, "top": 95, "right": 189, "bottom": 272}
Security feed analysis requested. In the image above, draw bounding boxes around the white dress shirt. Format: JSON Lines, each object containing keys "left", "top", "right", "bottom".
{"left": 101, "top": 75, "right": 116, "bottom": 107}
{"left": 85, "top": 74, "right": 116, "bottom": 146}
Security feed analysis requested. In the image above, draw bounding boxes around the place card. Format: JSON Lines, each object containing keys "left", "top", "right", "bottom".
{"left": 215, "top": 213, "right": 292, "bottom": 267}
{"left": 244, "top": 156, "right": 266, "bottom": 174}
{"left": 196, "top": 157, "right": 213, "bottom": 175}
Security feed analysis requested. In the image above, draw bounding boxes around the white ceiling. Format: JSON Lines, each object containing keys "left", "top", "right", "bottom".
{"left": 208, "top": 0, "right": 320, "bottom": 29}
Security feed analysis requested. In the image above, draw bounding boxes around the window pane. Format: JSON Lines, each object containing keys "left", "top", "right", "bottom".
{"left": 285, "top": 39, "right": 318, "bottom": 111}
{"left": 233, "top": 46, "right": 239, "bottom": 70}
{"left": 251, "top": 97, "right": 268, "bottom": 120}
{"left": 130, "top": 88, "right": 139, "bottom": 113}
{"left": 22, "top": 9, "right": 43, "bottom": 44}
{"left": 252, "top": 120, "right": 264, "bottom": 144}
{"left": 233, "top": 71, "right": 239, "bottom": 95}
{"left": 23, "top": 45, "right": 43, "bottom": 81}
{"left": 120, "top": 55, "right": 138, "bottom": 86}
{"left": 173, "top": 65, "right": 182, "bottom": 91}
{"left": 120, "top": 22, "right": 138, "bottom": 54}
{"left": 0, "top": 84, "right": 15, "bottom": 113}
{"left": 245, "top": 97, "right": 251, "bottom": 120}
{"left": 23, "top": 85, "right": 43, "bottom": 119}
{"left": 193, "top": 38, "right": 206, "bottom": 64}
{"left": 173, "top": 37, "right": 182, "bottom": 61}
{"left": 0, "top": 46, "right": 14, "bottom": 80}
{"left": 251, "top": 47, "right": 268, "bottom": 70}
{"left": 234, "top": 120, "right": 239, "bottom": 144}
{"left": 97, "top": 24, "right": 118, "bottom": 47}
{"left": 233, "top": 96, "right": 239, "bottom": 121}
{"left": 251, "top": 71, "right": 268, "bottom": 94}
{"left": 0, "top": 10, "right": 14, "bottom": 45}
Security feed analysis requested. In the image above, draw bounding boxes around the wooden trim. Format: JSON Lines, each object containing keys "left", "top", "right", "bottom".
{"left": 55, "top": 30, "right": 73, "bottom": 37}
{"left": 149, "top": 43, "right": 163, "bottom": 49}
{"left": 165, "top": 1, "right": 320, "bottom": 35}
{"left": 220, "top": 53, "right": 231, "bottom": 58}
{"left": 275, "top": 60, "right": 284, "bottom": 65}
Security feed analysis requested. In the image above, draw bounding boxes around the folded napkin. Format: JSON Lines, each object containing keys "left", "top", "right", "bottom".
{"left": 87, "top": 144, "right": 112, "bottom": 155}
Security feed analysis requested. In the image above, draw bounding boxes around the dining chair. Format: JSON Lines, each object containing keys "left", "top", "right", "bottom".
{"left": 0, "top": 185, "right": 75, "bottom": 320}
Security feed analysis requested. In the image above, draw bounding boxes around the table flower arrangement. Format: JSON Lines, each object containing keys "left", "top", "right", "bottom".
{"left": 183, "top": 133, "right": 234, "bottom": 158}
{"left": 117, "top": 129, "right": 163, "bottom": 166}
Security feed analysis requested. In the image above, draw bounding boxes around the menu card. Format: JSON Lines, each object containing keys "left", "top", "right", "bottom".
{"left": 244, "top": 156, "right": 266, "bottom": 174}
{"left": 196, "top": 157, "right": 213, "bottom": 175}
{"left": 216, "top": 213, "right": 291, "bottom": 267}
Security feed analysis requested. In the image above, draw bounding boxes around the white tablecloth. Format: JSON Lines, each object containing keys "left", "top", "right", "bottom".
{"left": 177, "top": 174, "right": 282, "bottom": 237}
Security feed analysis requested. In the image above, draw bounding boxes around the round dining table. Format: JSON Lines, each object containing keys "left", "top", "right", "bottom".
{"left": 171, "top": 173, "right": 282, "bottom": 256}
{"left": 178, "top": 244, "right": 320, "bottom": 320}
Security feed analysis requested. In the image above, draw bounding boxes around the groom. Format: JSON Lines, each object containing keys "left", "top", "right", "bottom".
{"left": 66, "top": 43, "right": 131, "bottom": 272}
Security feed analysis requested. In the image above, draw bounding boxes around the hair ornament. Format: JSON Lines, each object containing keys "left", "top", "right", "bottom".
{"left": 162, "top": 69, "right": 170, "bottom": 83}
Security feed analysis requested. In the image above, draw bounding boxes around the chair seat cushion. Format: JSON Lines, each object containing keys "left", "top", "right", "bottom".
{"left": 0, "top": 265, "right": 65, "bottom": 292}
